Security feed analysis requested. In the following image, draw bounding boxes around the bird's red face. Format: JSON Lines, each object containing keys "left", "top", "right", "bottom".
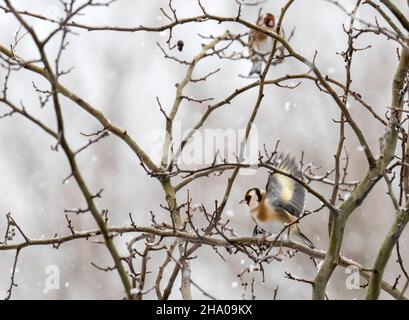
{"left": 263, "top": 14, "right": 275, "bottom": 28}
{"left": 239, "top": 188, "right": 262, "bottom": 208}
{"left": 239, "top": 193, "right": 252, "bottom": 206}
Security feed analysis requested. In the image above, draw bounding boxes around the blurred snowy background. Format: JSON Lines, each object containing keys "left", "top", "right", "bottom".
{"left": 0, "top": 0, "right": 408, "bottom": 299}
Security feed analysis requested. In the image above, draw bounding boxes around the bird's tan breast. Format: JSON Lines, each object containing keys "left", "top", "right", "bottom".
{"left": 253, "top": 31, "right": 267, "bottom": 43}
{"left": 251, "top": 201, "right": 294, "bottom": 224}
{"left": 250, "top": 203, "right": 298, "bottom": 235}
{"left": 251, "top": 25, "right": 278, "bottom": 44}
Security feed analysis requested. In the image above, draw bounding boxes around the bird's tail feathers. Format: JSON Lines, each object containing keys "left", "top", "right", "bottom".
{"left": 249, "top": 58, "right": 262, "bottom": 76}
{"left": 297, "top": 231, "right": 318, "bottom": 268}
{"left": 298, "top": 231, "right": 315, "bottom": 249}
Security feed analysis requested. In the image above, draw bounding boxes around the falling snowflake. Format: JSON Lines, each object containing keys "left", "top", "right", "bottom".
{"left": 284, "top": 101, "right": 291, "bottom": 112}
{"left": 231, "top": 281, "right": 238, "bottom": 288}
{"left": 226, "top": 209, "right": 234, "bottom": 217}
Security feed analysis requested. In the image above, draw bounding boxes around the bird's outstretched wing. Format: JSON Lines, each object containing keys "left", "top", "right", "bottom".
{"left": 265, "top": 153, "right": 306, "bottom": 218}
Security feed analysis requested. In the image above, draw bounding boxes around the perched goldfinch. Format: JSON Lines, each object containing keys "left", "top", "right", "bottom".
{"left": 240, "top": 153, "right": 314, "bottom": 249}
{"left": 248, "top": 13, "right": 276, "bottom": 76}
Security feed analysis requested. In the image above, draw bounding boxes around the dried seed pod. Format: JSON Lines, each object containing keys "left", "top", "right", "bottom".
{"left": 177, "top": 40, "right": 184, "bottom": 52}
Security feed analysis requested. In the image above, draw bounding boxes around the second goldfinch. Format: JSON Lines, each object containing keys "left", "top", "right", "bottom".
{"left": 248, "top": 13, "right": 276, "bottom": 76}
{"left": 239, "top": 153, "right": 314, "bottom": 249}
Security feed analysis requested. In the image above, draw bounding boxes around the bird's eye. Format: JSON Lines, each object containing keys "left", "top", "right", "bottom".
{"left": 245, "top": 195, "right": 251, "bottom": 202}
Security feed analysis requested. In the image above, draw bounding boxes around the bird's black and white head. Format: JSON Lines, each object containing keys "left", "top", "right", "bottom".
{"left": 239, "top": 188, "right": 264, "bottom": 209}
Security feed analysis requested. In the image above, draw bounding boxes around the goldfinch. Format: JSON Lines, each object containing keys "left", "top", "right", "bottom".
{"left": 248, "top": 13, "right": 276, "bottom": 76}
{"left": 239, "top": 153, "right": 314, "bottom": 249}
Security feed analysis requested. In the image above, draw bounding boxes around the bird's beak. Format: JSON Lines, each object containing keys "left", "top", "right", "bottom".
{"left": 239, "top": 199, "right": 247, "bottom": 205}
